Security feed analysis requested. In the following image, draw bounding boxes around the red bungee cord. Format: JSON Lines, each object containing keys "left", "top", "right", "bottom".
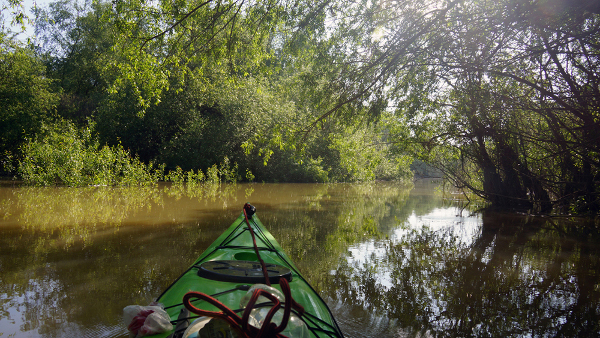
{"left": 183, "top": 277, "right": 304, "bottom": 338}
{"left": 243, "top": 203, "right": 271, "bottom": 286}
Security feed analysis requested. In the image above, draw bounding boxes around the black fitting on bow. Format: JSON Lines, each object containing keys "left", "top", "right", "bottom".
{"left": 243, "top": 203, "right": 256, "bottom": 218}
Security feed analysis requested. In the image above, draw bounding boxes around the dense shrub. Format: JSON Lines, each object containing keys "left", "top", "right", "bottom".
{"left": 18, "top": 122, "right": 163, "bottom": 186}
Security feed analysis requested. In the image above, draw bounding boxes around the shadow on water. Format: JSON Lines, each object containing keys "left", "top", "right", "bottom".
{"left": 0, "top": 180, "right": 598, "bottom": 337}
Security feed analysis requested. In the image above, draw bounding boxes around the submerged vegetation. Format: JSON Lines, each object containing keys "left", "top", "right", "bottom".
{"left": 2, "top": 0, "right": 600, "bottom": 213}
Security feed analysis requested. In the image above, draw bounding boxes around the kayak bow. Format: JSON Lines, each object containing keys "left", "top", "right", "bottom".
{"left": 149, "top": 204, "right": 345, "bottom": 338}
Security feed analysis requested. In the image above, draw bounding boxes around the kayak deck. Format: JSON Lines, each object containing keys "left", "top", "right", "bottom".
{"left": 149, "top": 211, "right": 344, "bottom": 338}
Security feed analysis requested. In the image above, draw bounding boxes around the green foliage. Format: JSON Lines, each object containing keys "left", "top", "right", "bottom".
{"left": 94, "top": 65, "right": 402, "bottom": 184}
{"left": 323, "top": 117, "right": 414, "bottom": 182}
{"left": 18, "top": 121, "right": 162, "bottom": 186}
{"left": 165, "top": 167, "right": 208, "bottom": 191}
{"left": 0, "top": 34, "right": 59, "bottom": 172}
{"left": 206, "top": 165, "right": 219, "bottom": 184}
{"left": 245, "top": 168, "right": 255, "bottom": 182}
{"left": 17, "top": 0, "right": 413, "bottom": 186}
{"left": 102, "top": 0, "right": 297, "bottom": 114}
{"left": 164, "top": 157, "right": 242, "bottom": 185}
{"left": 338, "top": 0, "right": 600, "bottom": 212}
{"left": 219, "top": 157, "right": 240, "bottom": 184}
{"left": 1, "top": 0, "right": 29, "bottom": 31}
{"left": 152, "top": 74, "right": 297, "bottom": 171}
{"left": 302, "top": 158, "right": 330, "bottom": 183}
{"left": 165, "top": 166, "right": 185, "bottom": 185}
{"left": 187, "top": 169, "right": 205, "bottom": 185}
{"left": 33, "top": 0, "right": 114, "bottom": 124}
{"left": 330, "top": 126, "right": 382, "bottom": 182}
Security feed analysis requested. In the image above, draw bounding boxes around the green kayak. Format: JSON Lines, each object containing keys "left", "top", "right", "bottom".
{"left": 137, "top": 204, "right": 344, "bottom": 338}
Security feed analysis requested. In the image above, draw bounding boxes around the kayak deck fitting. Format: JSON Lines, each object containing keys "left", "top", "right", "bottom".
{"left": 146, "top": 204, "right": 345, "bottom": 338}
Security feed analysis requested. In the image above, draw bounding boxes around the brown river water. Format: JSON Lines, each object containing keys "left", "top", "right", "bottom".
{"left": 0, "top": 180, "right": 598, "bottom": 337}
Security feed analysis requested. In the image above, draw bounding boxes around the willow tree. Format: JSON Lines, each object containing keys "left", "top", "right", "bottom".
{"left": 101, "top": 0, "right": 334, "bottom": 112}
{"left": 411, "top": 0, "right": 600, "bottom": 213}
{"left": 334, "top": 0, "right": 600, "bottom": 213}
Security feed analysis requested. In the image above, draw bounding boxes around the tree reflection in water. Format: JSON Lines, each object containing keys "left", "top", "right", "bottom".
{"left": 1, "top": 181, "right": 598, "bottom": 337}
{"left": 327, "top": 212, "right": 600, "bottom": 337}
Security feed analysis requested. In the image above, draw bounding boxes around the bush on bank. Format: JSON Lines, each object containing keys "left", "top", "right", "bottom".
{"left": 17, "top": 121, "right": 253, "bottom": 186}
{"left": 18, "top": 122, "right": 163, "bottom": 186}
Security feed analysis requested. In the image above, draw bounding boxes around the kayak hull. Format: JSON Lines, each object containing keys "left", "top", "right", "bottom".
{"left": 149, "top": 211, "right": 344, "bottom": 338}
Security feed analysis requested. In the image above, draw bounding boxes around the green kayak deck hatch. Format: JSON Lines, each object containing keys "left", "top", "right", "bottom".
{"left": 196, "top": 260, "right": 293, "bottom": 284}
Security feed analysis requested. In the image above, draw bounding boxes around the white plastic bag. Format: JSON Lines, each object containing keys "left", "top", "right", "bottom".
{"left": 123, "top": 302, "right": 173, "bottom": 337}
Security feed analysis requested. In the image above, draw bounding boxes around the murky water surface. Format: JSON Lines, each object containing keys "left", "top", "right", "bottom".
{"left": 0, "top": 181, "right": 598, "bottom": 337}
